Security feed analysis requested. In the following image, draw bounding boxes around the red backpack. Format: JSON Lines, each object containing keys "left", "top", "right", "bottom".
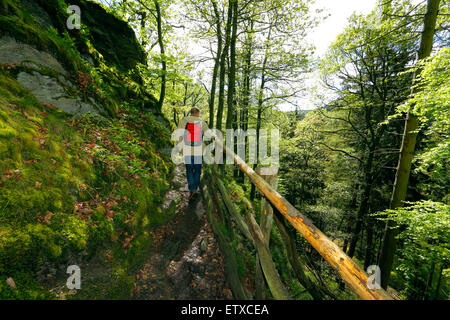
{"left": 184, "top": 121, "right": 202, "bottom": 146}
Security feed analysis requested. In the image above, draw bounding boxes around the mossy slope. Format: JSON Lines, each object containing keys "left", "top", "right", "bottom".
{"left": 0, "top": 0, "right": 175, "bottom": 299}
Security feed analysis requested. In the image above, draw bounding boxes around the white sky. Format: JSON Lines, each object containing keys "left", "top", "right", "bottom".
{"left": 308, "top": 0, "right": 377, "bottom": 58}
{"left": 289, "top": 0, "right": 378, "bottom": 111}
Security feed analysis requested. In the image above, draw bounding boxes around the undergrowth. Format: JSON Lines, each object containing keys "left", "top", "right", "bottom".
{"left": 0, "top": 70, "right": 174, "bottom": 299}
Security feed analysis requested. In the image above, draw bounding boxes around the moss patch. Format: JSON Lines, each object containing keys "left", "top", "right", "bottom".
{"left": 0, "top": 71, "right": 174, "bottom": 299}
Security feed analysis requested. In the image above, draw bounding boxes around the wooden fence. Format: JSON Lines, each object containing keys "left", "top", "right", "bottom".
{"left": 199, "top": 140, "right": 393, "bottom": 300}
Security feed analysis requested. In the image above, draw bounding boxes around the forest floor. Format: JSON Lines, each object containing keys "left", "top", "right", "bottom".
{"left": 44, "top": 165, "right": 233, "bottom": 300}
{"left": 133, "top": 164, "right": 233, "bottom": 299}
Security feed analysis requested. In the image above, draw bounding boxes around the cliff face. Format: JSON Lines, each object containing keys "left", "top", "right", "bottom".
{"left": 24, "top": 0, "right": 147, "bottom": 72}
{"left": 0, "top": 0, "right": 174, "bottom": 299}
{"left": 69, "top": 0, "right": 147, "bottom": 72}
{"left": 0, "top": 0, "right": 158, "bottom": 116}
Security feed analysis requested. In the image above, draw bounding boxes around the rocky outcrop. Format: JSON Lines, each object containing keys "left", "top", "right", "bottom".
{"left": 0, "top": 36, "right": 67, "bottom": 75}
{"left": 17, "top": 71, "right": 100, "bottom": 114}
{"left": 0, "top": 0, "right": 156, "bottom": 116}
{"left": 70, "top": 0, "right": 147, "bottom": 72}
{"left": 0, "top": 36, "right": 100, "bottom": 115}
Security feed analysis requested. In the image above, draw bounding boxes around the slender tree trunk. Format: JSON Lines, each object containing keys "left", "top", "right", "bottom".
{"left": 239, "top": 23, "right": 253, "bottom": 181}
{"left": 250, "top": 101, "right": 263, "bottom": 200}
{"left": 348, "top": 151, "right": 374, "bottom": 258}
{"left": 173, "top": 108, "right": 178, "bottom": 125}
{"left": 183, "top": 82, "right": 188, "bottom": 106}
{"left": 424, "top": 261, "right": 435, "bottom": 300}
{"left": 140, "top": 11, "right": 147, "bottom": 46}
{"left": 364, "top": 218, "right": 374, "bottom": 270}
{"left": 433, "top": 264, "right": 444, "bottom": 300}
{"left": 225, "top": 0, "right": 238, "bottom": 130}
{"left": 154, "top": 0, "right": 166, "bottom": 112}
{"left": 250, "top": 25, "right": 271, "bottom": 200}
{"left": 379, "top": 0, "right": 441, "bottom": 289}
{"left": 208, "top": 0, "right": 222, "bottom": 128}
{"left": 216, "top": 0, "right": 233, "bottom": 131}
{"left": 343, "top": 184, "right": 359, "bottom": 253}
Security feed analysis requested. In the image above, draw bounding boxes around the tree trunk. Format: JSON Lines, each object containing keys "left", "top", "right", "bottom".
{"left": 343, "top": 185, "right": 359, "bottom": 253}
{"left": 154, "top": 0, "right": 166, "bottom": 112}
{"left": 208, "top": 0, "right": 222, "bottom": 128}
{"left": 424, "top": 261, "right": 435, "bottom": 300}
{"left": 379, "top": 0, "right": 441, "bottom": 289}
{"left": 249, "top": 24, "right": 271, "bottom": 200}
{"left": 173, "top": 108, "right": 178, "bottom": 125}
{"left": 216, "top": 0, "right": 233, "bottom": 131}
{"left": 225, "top": 0, "right": 238, "bottom": 130}
{"left": 140, "top": 11, "right": 147, "bottom": 46}
{"left": 249, "top": 69, "right": 267, "bottom": 200}
{"left": 364, "top": 218, "right": 374, "bottom": 270}
{"left": 249, "top": 103, "right": 263, "bottom": 200}
{"left": 348, "top": 151, "right": 374, "bottom": 258}
{"left": 433, "top": 264, "right": 444, "bottom": 300}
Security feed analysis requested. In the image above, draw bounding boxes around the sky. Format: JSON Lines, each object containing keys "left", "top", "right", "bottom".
{"left": 290, "top": 0, "right": 378, "bottom": 111}
{"left": 307, "top": 0, "right": 377, "bottom": 58}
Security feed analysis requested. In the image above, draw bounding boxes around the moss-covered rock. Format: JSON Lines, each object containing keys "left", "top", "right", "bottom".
{"left": 70, "top": 0, "right": 147, "bottom": 73}
{"left": 0, "top": 0, "right": 160, "bottom": 117}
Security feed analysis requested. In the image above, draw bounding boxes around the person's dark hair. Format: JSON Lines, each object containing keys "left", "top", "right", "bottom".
{"left": 190, "top": 107, "right": 200, "bottom": 115}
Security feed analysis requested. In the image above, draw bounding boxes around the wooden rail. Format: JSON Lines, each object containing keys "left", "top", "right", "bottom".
{"left": 212, "top": 140, "right": 393, "bottom": 300}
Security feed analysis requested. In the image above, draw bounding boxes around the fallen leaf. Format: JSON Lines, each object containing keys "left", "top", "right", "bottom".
{"left": 43, "top": 211, "right": 53, "bottom": 224}
{"left": 6, "top": 277, "right": 16, "bottom": 289}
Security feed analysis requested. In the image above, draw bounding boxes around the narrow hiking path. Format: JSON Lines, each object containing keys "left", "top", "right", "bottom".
{"left": 46, "top": 165, "right": 233, "bottom": 300}
{"left": 132, "top": 165, "right": 233, "bottom": 300}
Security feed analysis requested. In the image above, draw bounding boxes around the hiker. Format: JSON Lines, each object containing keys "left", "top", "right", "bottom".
{"left": 177, "top": 107, "right": 210, "bottom": 198}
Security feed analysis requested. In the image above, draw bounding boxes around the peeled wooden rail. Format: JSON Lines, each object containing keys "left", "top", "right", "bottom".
{"left": 215, "top": 140, "right": 393, "bottom": 300}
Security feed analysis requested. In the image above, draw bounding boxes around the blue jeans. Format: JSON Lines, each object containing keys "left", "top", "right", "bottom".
{"left": 185, "top": 156, "right": 202, "bottom": 192}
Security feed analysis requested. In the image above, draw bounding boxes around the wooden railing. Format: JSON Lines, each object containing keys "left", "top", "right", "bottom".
{"left": 200, "top": 140, "right": 393, "bottom": 300}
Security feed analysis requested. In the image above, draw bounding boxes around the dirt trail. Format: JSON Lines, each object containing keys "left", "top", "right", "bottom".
{"left": 133, "top": 165, "right": 233, "bottom": 300}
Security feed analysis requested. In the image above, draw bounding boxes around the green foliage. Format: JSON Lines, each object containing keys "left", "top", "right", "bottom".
{"left": 399, "top": 48, "right": 449, "bottom": 202}
{"left": 374, "top": 201, "right": 450, "bottom": 298}
{"left": 278, "top": 111, "right": 328, "bottom": 209}
{"left": 0, "top": 71, "right": 172, "bottom": 299}
{"left": 0, "top": 272, "right": 55, "bottom": 300}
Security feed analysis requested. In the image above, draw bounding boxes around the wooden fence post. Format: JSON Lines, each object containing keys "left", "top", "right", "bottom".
{"left": 256, "top": 166, "right": 278, "bottom": 245}
{"left": 255, "top": 166, "right": 278, "bottom": 299}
